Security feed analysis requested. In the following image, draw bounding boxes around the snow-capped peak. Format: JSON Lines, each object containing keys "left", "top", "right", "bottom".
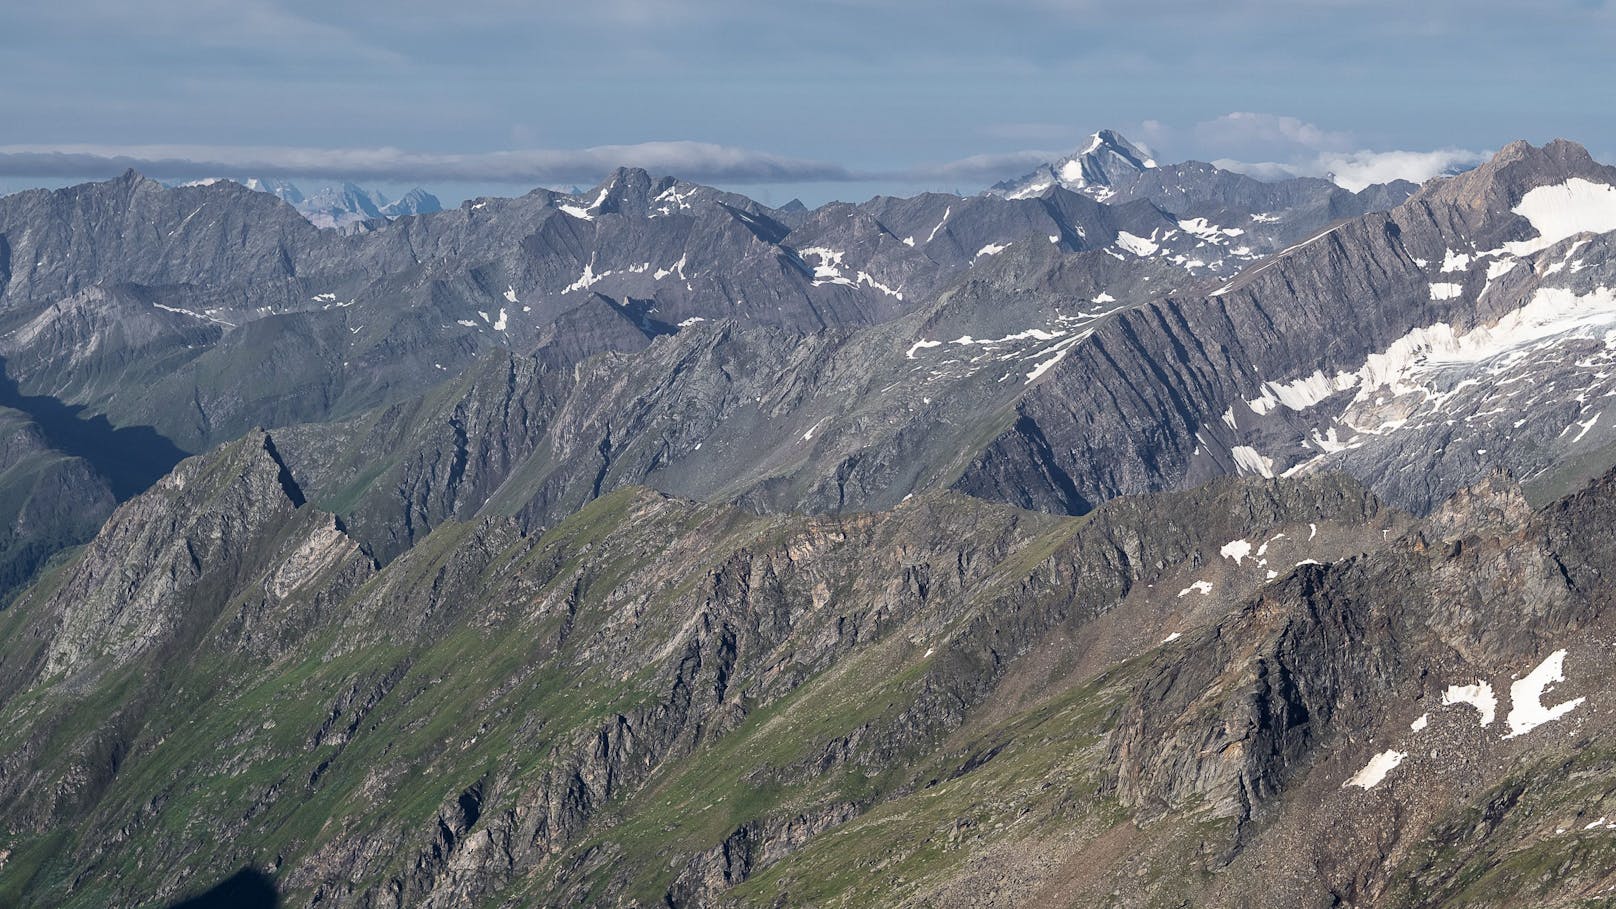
{"left": 1084, "top": 129, "right": 1158, "bottom": 170}
{"left": 988, "top": 129, "right": 1158, "bottom": 200}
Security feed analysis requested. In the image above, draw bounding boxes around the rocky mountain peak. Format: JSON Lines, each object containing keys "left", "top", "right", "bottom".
{"left": 379, "top": 187, "right": 442, "bottom": 218}
{"left": 1085, "top": 128, "right": 1159, "bottom": 170}
{"left": 1417, "top": 137, "right": 1614, "bottom": 208}
{"left": 1407, "top": 137, "right": 1616, "bottom": 254}
{"left": 579, "top": 166, "right": 661, "bottom": 216}
{"left": 987, "top": 128, "right": 1159, "bottom": 200}
{"left": 242, "top": 177, "right": 306, "bottom": 205}
{"left": 113, "top": 167, "right": 154, "bottom": 187}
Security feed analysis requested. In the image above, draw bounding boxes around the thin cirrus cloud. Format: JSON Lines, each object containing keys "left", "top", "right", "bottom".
{"left": 0, "top": 142, "right": 861, "bottom": 186}
{"left": 896, "top": 150, "right": 1063, "bottom": 185}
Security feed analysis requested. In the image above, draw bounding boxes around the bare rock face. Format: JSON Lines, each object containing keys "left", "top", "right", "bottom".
{"left": 1098, "top": 467, "right": 1616, "bottom": 907}
{"left": 35, "top": 432, "right": 309, "bottom": 680}
{"left": 0, "top": 408, "right": 116, "bottom": 600}
{"left": 957, "top": 139, "right": 1616, "bottom": 519}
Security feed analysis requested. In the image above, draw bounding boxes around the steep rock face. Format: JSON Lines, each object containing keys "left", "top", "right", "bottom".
{"left": 953, "top": 209, "right": 1432, "bottom": 510}
{"left": 956, "top": 139, "right": 1616, "bottom": 517}
{"left": 0, "top": 172, "right": 315, "bottom": 310}
{"left": 1097, "top": 469, "right": 1616, "bottom": 906}
{"left": 270, "top": 318, "right": 1028, "bottom": 553}
{"left": 31, "top": 432, "right": 309, "bottom": 681}
{"left": 272, "top": 353, "right": 574, "bottom": 561}
{"left": 0, "top": 408, "right": 115, "bottom": 601}
{"left": 0, "top": 431, "right": 374, "bottom": 841}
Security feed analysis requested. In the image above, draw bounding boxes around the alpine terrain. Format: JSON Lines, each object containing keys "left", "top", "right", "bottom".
{"left": 6, "top": 131, "right": 1616, "bottom": 908}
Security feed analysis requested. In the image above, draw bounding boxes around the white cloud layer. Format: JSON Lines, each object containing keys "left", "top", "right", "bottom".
{"left": 0, "top": 121, "right": 1504, "bottom": 196}
{"left": 1215, "top": 148, "right": 1489, "bottom": 191}
{"left": 1138, "top": 112, "right": 1490, "bottom": 191}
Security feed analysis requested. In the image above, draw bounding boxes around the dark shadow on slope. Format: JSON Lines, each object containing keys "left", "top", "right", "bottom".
{"left": 164, "top": 867, "right": 279, "bottom": 909}
{"left": 0, "top": 358, "right": 187, "bottom": 501}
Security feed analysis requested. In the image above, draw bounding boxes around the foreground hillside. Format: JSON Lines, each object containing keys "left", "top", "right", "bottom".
{"left": 4, "top": 426, "right": 1616, "bottom": 906}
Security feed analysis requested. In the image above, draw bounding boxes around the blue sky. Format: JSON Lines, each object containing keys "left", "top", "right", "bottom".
{"left": 2, "top": 0, "right": 1612, "bottom": 205}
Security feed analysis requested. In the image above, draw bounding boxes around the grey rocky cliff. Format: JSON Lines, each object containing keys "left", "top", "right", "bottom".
{"left": 1099, "top": 468, "right": 1616, "bottom": 906}
{"left": 955, "top": 139, "right": 1616, "bottom": 518}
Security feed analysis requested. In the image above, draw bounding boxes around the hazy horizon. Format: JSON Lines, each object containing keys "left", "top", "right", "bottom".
{"left": 4, "top": 1, "right": 1614, "bottom": 206}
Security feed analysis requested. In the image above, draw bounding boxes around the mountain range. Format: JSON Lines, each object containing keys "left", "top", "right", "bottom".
{"left": 3, "top": 130, "right": 1616, "bottom": 907}
{"left": 187, "top": 178, "right": 445, "bottom": 229}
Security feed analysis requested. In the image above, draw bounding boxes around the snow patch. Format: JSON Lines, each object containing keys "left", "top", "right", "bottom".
{"left": 856, "top": 271, "right": 904, "bottom": 300}
{"left": 654, "top": 255, "right": 688, "bottom": 281}
{"left": 1501, "top": 178, "right": 1616, "bottom": 256}
{"left": 152, "top": 302, "right": 235, "bottom": 327}
{"left": 1022, "top": 332, "right": 1089, "bottom": 384}
{"left": 906, "top": 339, "right": 943, "bottom": 359}
{"left": 801, "top": 247, "right": 854, "bottom": 286}
{"left": 1442, "top": 682, "right": 1498, "bottom": 727}
{"left": 1430, "top": 282, "right": 1464, "bottom": 301}
{"left": 563, "top": 260, "right": 606, "bottom": 294}
{"left": 1344, "top": 750, "right": 1406, "bottom": 790}
{"left": 1178, "top": 581, "right": 1213, "bottom": 597}
{"left": 1231, "top": 445, "right": 1275, "bottom": 478}
{"left": 1006, "top": 180, "right": 1053, "bottom": 200}
{"left": 1178, "top": 218, "right": 1245, "bottom": 242}
{"left": 1115, "top": 231, "right": 1159, "bottom": 256}
{"left": 1504, "top": 650, "right": 1585, "bottom": 738}
{"left": 1571, "top": 412, "right": 1602, "bottom": 444}
{"left": 951, "top": 328, "right": 1063, "bottom": 346}
{"left": 1247, "top": 370, "right": 1358, "bottom": 415}
{"left": 1220, "top": 539, "right": 1253, "bottom": 565}
{"left": 1279, "top": 285, "right": 1616, "bottom": 443}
